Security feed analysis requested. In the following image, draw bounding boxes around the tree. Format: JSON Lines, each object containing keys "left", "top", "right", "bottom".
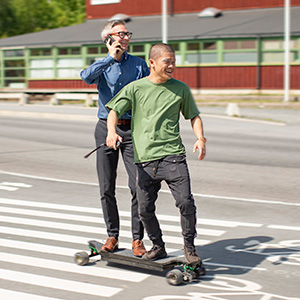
{"left": 50, "top": 0, "right": 86, "bottom": 27}
{"left": 0, "top": 0, "right": 19, "bottom": 37}
{"left": 0, "top": 0, "right": 85, "bottom": 38}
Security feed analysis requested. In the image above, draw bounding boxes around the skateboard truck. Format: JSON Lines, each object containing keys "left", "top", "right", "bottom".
{"left": 74, "top": 240, "right": 102, "bottom": 266}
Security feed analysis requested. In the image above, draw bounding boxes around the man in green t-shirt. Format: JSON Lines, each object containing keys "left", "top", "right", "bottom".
{"left": 106, "top": 43, "right": 206, "bottom": 264}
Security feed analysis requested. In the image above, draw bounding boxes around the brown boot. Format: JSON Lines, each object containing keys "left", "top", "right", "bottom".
{"left": 101, "top": 237, "right": 118, "bottom": 252}
{"left": 132, "top": 239, "right": 146, "bottom": 257}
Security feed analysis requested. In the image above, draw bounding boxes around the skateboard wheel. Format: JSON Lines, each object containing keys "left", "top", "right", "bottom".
{"left": 166, "top": 269, "right": 183, "bottom": 286}
{"left": 74, "top": 251, "right": 89, "bottom": 266}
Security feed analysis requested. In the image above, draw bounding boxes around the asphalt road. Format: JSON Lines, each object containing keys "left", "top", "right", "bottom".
{"left": 0, "top": 104, "right": 299, "bottom": 300}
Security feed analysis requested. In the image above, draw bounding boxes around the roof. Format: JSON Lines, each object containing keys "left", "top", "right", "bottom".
{"left": 1, "top": 6, "right": 300, "bottom": 48}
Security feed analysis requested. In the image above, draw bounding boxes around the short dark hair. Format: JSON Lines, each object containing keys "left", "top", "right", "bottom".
{"left": 149, "top": 43, "right": 175, "bottom": 60}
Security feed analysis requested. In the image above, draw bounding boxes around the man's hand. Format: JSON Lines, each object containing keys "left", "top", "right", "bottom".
{"left": 106, "top": 132, "right": 122, "bottom": 150}
{"left": 106, "top": 40, "right": 124, "bottom": 61}
{"left": 193, "top": 140, "right": 206, "bottom": 160}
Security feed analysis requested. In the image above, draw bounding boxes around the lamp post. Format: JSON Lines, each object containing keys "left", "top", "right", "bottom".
{"left": 162, "top": 0, "right": 168, "bottom": 43}
{"left": 284, "top": 0, "right": 290, "bottom": 101}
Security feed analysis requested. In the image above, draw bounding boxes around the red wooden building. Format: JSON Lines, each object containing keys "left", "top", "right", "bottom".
{"left": 0, "top": 0, "right": 300, "bottom": 92}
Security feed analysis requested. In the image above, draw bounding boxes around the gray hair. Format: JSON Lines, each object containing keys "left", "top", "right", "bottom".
{"left": 101, "top": 20, "right": 126, "bottom": 41}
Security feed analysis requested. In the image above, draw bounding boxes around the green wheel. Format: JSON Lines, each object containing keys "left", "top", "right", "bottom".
{"left": 74, "top": 251, "right": 89, "bottom": 266}
{"left": 166, "top": 269, "right": 184, "bottom": 286}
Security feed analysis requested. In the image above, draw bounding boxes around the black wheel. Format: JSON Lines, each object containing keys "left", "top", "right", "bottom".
{"left": 74, "top": 251, "right": 89, "bottom": 266}
{"left": 166, "top": 269, "right": 184, "bottom": 286}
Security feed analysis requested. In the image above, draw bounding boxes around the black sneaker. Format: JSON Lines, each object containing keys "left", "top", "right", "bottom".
{"left": 142, "top": 244, "right": 167, "bottom": 261}
{"left": 184, "top": 244, "right": 201, "bottom": 264}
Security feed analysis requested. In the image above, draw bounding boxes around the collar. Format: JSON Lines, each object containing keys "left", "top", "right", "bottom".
{"left": 107, "top": 51, "right": 129, "bottom": 62}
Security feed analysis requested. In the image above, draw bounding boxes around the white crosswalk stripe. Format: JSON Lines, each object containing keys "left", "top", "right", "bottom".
{"left": 0, "top": 196, "right": 259, "bottom": 299}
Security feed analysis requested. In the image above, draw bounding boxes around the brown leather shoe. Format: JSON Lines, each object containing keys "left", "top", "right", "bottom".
{"left": 132, "top": 239, "right": 146, "bottom": 257}
{"left": 101, "top": 237, "right": 118, "bottom": 252}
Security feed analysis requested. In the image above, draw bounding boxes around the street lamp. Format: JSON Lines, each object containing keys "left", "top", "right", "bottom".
{"left": 162, "top": 0, "right": 168, "bottom": 43}
{"left": 284, "top": 0, "right": 290, "bottom": 101}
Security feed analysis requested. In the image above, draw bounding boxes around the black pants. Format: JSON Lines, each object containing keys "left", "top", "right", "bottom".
{"left": 95, "top": 119, "right": 143, "bottom": 240}
{"left": 136, "top": 154, "right": 197, "bottom": 247}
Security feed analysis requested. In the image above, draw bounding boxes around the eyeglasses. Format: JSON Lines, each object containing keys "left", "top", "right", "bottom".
{"left": 110, "top": 31, "right": 133, "bottom": 39}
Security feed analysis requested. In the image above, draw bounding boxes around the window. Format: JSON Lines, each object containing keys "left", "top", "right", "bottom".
{"left": 262, "top": 39, "right": 298, "bottom": 63}
{"left": 5, "top": 69, "right": 25, "bottom": 77}
{"left": 263, "top": 52, "right": 298, "bottom": 63}
{"left": 185, "top": 53, "right": 218, "bottom": 64}
{"left": 223, "top": 52, "right": 257, "bottom": 63}
{"left": 203, "top": 42, "right": 216, "bottom": 50}
{"left": 57, "top": 58, "right": 83, "bottom": 68}
{"left": 29, "top": 59, "right": 54, "bottom": 78}
{"left": 132, "top": 45, "right": 144, "bottom": 52}
{"left": 30, "top": 49, "right": 52, "bottom": 56}
{"left": 4, "top": 60, "right": 25, "bottom": 68}
{"left": 4, "top": 49, "right": 24, "bottom": 57}
{"left": 57, "top": 58, "right": 83, "bottom": 78}
{"left": 3, "top": 48, "right": 26, "bottom": 87}
{"left": 185, "top": 41, "right": 218, "bottom": 65}
{"left": 224, "top": 41, "right": 239, "bottom": 50}
{"left": 87, "top": 47, "right": 99, "bottom": 54}
{"left": 222, "top": 39, "right": 257, "bottom": 63}
{"left": 187, "top": 43, "right": 200, "bottom": 51}
{"left": 58, "top": 48, "right": 81, "bottom": 55}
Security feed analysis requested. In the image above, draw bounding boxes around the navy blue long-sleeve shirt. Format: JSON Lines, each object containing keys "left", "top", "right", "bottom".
{"left": 80, "top": 52, "right": 149, "bottom": 119}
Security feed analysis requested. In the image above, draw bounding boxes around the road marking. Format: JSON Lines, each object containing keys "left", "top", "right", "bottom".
{"left": 0, "top": 197, "right": 261, "bottom": 228}
{"left": 1, "top": 170, "right": 298, "bottom": 207}
{"left": 0, "top": 215, "right": 210, "bottom": 245}
{"left": 0, "top": 185, "right": 18, "bottom": 191}
{"left": 0, "top": 181, "right": 32, "bottom": 191}
{"left": 204, "top": 261, "right": 266, "bottom": 271}
{"left": 0, "top": 269, "right": 121, "bottom": 298}
{"left": 193, "top": 193, "right": 300, "bottom": 207}
{"left": 0, "top": 252, "right": 150, "bottom": 282}
{"left": 202, "top": 113, "right": 286, "bottom": 126}
{"left": 0, "top": 205, "right": 226, "bottom": 236}
{"left": 268, "top": 225, "right": 300, "bottom": 231}
{"left": 0, "top": 238, "right": 78, "bottom": 256}
{"left": 0, "top": 289, "right": 63, "bottom": 300}
{"left": 0, "top": 226, "right": 179, "bottom": 254}
{"left": 1, "top": 181, "right": 32, "bottom": 187}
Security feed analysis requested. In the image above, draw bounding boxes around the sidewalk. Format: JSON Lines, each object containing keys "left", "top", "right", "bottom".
{"left": 0, "top": 101, "right": 299, "bottom": 125}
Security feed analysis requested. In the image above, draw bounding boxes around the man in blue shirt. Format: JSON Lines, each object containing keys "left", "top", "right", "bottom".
{"left": 80, "top": 20, "right": 149, "bottom": 256}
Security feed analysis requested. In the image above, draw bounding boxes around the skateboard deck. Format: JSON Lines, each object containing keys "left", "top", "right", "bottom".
{"left": 74, "top": 240, "right": 206, "bottom": 285}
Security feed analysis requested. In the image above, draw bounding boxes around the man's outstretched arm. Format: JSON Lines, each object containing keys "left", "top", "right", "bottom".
{"left": 190, "top": 115, "right": 206, "bottom": 160}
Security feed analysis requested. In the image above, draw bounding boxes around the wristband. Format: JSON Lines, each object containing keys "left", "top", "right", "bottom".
{"left": 197, "top": 137, "right": 207, "bottom": 143}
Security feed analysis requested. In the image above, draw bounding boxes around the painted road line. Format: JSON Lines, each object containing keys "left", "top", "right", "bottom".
{"left": 0, "top": 252, "right": 150, "bottom": 282}
{"left": 204, "top": 261, "right": 266, "bottom": 271}
{"left": 0, "top": 185, "right": 18, "bottom": 191}
{"left": 0, "top": 289, "right": 63, "bottom": 300}
{"left": 1, "top": 170, "right": 298, "bottom": 207}
{"left": 0, "top": 269, "right": 121, "bottom": 298}
{"left": 1, "top": 182, "right": 32, "bottom": 187}
{"left": 0, "top": 215, "right": 211, "bottom": 245}
{"left": 0, "top": 238, "right": 77, "bottom": 256}
{"left": 0, "top": 197, "right": 262, "bottom": 228}
{"left": 0, "top": 226, "right": 179, "bottom": 253}
{"left": 0, "top": 205, "right": 225, "bottom": 237}
{"left": 268, "top": 225, "right": 300, "bottom": 231}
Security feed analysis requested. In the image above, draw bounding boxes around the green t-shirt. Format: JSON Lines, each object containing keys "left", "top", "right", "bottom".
{"left": 106, "top": 77, "right": 199, "bottom": 163}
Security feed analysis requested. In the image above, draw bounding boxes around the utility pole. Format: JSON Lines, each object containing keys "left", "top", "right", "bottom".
{"left": 162, "top": 0, "right": 168, "bottom": 43}
{"left": 284, "top": 0, "right": 290, "bottom": 101}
